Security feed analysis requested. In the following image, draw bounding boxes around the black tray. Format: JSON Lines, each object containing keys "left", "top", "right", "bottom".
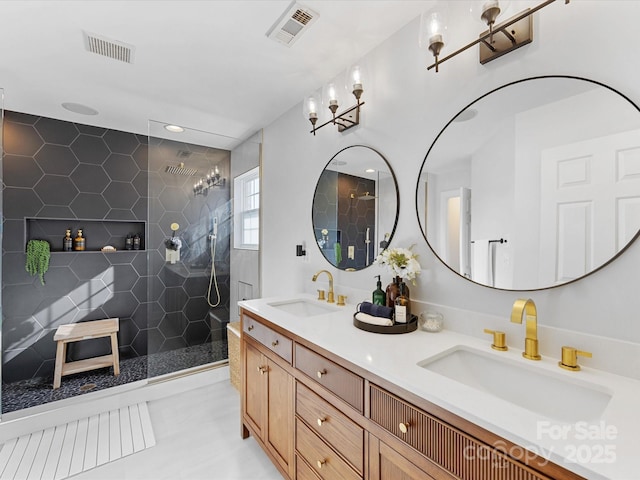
{"left": 353, "top": 313, "right": 418, "bottom": 334}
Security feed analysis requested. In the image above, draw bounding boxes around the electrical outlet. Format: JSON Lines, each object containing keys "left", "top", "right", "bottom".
{"left": 348, "top": 245, "right": 355, "bottom": 259}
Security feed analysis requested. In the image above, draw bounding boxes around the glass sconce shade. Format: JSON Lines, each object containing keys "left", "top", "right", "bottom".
{"left": 468, "top": 0, "right": 512, "bottom": 27}
{"left": 419, "top": 8, "right": 447, "bottom": 56}
{"left": 303, "top": 93, "right": 319, "bottom": 124}
{"left": 346, "top": 64, "right": 365, "bottom": 100}
{"left": 322, "top": 82, "right": 343, "bottom": 115}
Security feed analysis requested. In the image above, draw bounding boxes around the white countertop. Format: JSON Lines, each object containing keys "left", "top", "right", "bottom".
{"left": 239, "top": 294, "right": 640, "bottom": 480}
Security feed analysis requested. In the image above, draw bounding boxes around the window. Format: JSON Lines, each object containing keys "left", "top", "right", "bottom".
{"left": 234, "top": 166, "right": 260, "bottom": 250}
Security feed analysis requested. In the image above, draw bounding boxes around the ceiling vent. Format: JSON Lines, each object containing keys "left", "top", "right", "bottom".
{"left": 83, "top": 31, "right": 136, "bottom": 64}
{"left": 266, "top": 1, "right": 319, "bottom": 47}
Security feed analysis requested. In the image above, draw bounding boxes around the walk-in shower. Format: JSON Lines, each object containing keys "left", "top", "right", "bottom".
{"left": 0, "top": 112, "right": 259, "bottom": 414}
{"left": 146, "top": 121, "right": 235, "bottom": 379}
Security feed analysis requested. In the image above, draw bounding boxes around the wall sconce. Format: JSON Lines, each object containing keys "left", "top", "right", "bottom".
{"left": 193, "top": 165, "right": 226, "bottom": 196}
{"left": 422, "top": 0, "right": 570, "bottom": 73}
{"left": 304, "top": 64, "right": 365, "bottom": 135}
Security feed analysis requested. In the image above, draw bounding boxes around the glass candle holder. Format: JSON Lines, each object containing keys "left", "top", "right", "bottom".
{"left": 419, "top": 311, "right": 443, "bottom": 332}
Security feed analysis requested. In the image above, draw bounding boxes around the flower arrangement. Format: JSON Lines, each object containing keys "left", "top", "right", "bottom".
{"left": 375, "top": 245, "right": 421, "bottom": 285}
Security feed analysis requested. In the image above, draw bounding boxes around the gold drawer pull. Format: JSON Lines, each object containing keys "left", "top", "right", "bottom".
{"left": 271, "top": 340, "right": 279, "bottom": 347}
{"left": 316, "top": 460, "right": 326, "bottom": 469}
{"left": 257, "top": 366, "right": 267, "bottom": 375}
{"left": 247, "top": 325, "right": 254, "bottom": 331}
{"left": 399, "top": 422, "right": 410, "bottom": 434}
{"left": 317, "top": 417, "right": 326, "bottom": 427}
{"left": 316, "top": 369, "right": 327, "bottom": 379}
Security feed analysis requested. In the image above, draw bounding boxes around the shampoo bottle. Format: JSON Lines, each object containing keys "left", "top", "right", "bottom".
{"left": 63, "top": 229, "right": 73, "bottom": 252}
{"left": 372, "top": 275, "right": 385, "bottom": 306}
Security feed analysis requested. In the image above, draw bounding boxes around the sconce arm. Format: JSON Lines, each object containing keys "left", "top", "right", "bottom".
{"left": 308, "top": 101, "right": 365, "bottom": 134}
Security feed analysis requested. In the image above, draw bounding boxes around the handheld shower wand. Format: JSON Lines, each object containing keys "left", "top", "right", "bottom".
{"left": 209, "top": 216, "right": 218, "bottom": 240}
{"left": 207, "top": 215, "right": 221, "bottom": 307}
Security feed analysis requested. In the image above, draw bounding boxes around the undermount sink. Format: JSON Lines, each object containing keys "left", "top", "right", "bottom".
{"left": 267, "top": 299, "right": 338, "bottom": 317}
{"left": 418, "top": 346, "right": 612, "bottom": 422}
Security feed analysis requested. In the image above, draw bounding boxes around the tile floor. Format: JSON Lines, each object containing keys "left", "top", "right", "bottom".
{"left": 70, "top": 379, "right": 282, "bottom": 480}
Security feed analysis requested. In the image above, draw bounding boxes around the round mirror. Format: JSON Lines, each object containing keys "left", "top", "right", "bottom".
{"left": 313, "top": 145, "right": 399, "bottom": 271}
{"left": 416, "top": 76, "right": 640, "bottom": 290}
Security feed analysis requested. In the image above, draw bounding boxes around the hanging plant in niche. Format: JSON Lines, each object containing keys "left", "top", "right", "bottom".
{"left": 26, "top": 239, "right": 51, "bottom": 285}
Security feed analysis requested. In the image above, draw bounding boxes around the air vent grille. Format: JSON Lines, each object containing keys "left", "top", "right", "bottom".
{"left": 83, "top": 31, "right": 135, "bottom": 64}
{"left": 266, "top": 1, "right": 318, "bottom": 47}
{"left": 292, "top": 9, "right": 313, "bottom": 25}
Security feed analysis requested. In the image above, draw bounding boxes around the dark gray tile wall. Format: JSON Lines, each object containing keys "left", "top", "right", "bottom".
{"left": 313, "top": 171, "right": 375, "bottom": 269}
{"left": 2, "top": 111, "right": 230, "bottom": 386}
{"left": 2, "top": 111, "right": 149, "bottom": 384}
{"left": 146, "top": 138, "right": 231, "bottom": 362}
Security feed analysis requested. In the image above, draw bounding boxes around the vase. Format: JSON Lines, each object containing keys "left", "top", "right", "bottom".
{"left": 385, "top": 276, "right": 409, "bottom": 308}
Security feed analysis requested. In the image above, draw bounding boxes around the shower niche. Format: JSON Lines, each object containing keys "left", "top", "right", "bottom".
{"left": 25, "top": 218, "right": 146, "bottom": 252}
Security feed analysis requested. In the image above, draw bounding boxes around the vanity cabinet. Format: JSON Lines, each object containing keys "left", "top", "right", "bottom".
{"left": 240, "top": 309, "right": 584, "bottom": 480}
{"left": 242, "top": 316, "right": 294, "bottom": 479}
{"left": 369, "top": 435, "right": 440, "bottom": 480}
{"left": 369, "top": 384, "right": 553, "bottom": 480}
{"left": 294, "top": 343, "right": 363, "bottom": 413}
{"left": 295, "top": 381, "right": 364, "bottom": 479}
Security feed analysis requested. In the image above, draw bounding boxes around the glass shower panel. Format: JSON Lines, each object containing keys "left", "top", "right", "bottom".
{"left": 146, "top": 121, "right": 246, "bottom": 378}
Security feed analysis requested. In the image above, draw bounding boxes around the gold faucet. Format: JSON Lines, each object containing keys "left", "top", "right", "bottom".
{"left": 312, "top": 270, "right": 335, "bottom": 303}
{"left": 510, "top": 298, "right": 541, "bottom": 360}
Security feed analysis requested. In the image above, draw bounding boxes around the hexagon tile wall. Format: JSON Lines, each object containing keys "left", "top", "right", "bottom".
{"left": 1, "top": 110, "right": 231, "bottom": 388}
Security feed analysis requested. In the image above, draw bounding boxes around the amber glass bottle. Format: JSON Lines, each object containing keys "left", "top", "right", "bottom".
{"left": 394, "top": 282, "right": 410, "bottom": 324}
{"left": 385, "top": 276, "right": 409, "bottom": 309}
{"left": 73, "top": 229, "right": 86, "bottom": 251}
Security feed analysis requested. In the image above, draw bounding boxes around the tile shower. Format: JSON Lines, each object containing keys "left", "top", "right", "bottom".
{"left": 1, "top": 111, "right": 231, "bottom": 413}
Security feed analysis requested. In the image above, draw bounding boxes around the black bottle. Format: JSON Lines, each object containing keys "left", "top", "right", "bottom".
{"left": 125, "top": 234, "right": 133, "bottom": 250}
{"left": 133, "top": 233, "right": 141, "bottom": 250}
{"left": 63, "top": 229, "right": 73, "bottom": 252}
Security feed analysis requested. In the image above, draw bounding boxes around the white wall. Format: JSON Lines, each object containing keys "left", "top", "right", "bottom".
{"left": 229, "top": 132, "right": 261, "bottom": 322}
{"left": 260, "top": 1, "right": 640, "bottom": 344}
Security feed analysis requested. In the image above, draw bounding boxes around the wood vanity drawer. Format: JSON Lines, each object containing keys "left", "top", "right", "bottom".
{"left": 296, "top": 382, "right": 364, "bottom": 474}
{"left": 296, "top": 455, "right": 321, "bottom": 480}
{"left": 243, "top": 314, "right": 292, "bottom": 364}
{"left": 294, "top": 343, "right": 363, "bottom": 412}
{"left": 370, "top": 384, "right": 552, "bottom": 480}
{"left": 296, "top": 418, "right": 361, "bottom": 480}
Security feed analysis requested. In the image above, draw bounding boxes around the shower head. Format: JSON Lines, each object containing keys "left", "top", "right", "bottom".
{"left": 350, "top": 192, "right": 377, "bottom": 200}
{"left": 165, "top": 162, "right": 198, "bottom": 176}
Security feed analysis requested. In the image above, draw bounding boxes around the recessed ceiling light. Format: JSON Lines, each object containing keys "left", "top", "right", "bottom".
{"left": 453, "top": 108, "right": 478, "bottom": 123}
{"left": 365, "top": 168, "right": 376, "bottom": 173}
{"left": 61, "top": 102, "right": 99, "bottom": 115}
{"left": 164, "top": 124, "right": 184, "bottom": 133}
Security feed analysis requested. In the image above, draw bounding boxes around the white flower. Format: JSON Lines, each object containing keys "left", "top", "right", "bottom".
{"left": 374, "top": 245, "right": 421, "bottom": 285}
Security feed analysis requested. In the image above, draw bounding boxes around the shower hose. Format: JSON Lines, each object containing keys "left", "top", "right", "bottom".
{"left": 206, "top": 233, "right": 221, "bottom": 308}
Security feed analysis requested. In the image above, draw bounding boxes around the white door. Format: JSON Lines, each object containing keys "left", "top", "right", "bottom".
{"left": 459, "top": 187, "right": 472, "bottom": 278}
{"left": 438, "top": 188, "right": 471, "bottom": 277}
{"left": 540, "top": 129, "right": 640, "bottom": 285}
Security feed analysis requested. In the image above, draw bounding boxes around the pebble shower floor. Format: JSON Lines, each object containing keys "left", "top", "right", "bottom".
{"left": 2, "top": 341, "right": 227, "bottom": 414}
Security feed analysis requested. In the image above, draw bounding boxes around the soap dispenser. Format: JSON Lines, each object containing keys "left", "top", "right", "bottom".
{"left": 372, "top": 275, "right": 386, "bottom": 306}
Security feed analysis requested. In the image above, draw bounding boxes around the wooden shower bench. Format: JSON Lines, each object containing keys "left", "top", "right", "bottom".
{"left": 53, "top": 318, "right": 120, "bottom": 389}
